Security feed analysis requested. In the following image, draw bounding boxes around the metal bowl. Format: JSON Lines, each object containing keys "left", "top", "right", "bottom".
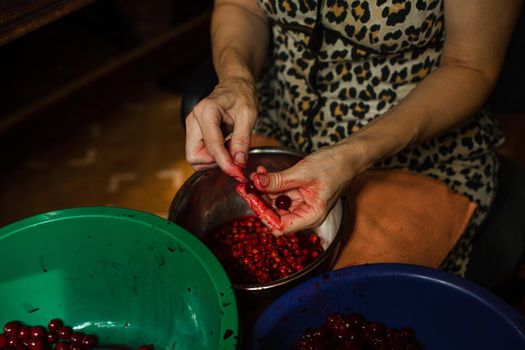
{"left": 168, "top": 147, "right": 349, "bottom": 301}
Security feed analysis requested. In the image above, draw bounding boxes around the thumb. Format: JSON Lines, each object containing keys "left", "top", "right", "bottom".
{"left": 254, "top": 166, "right": 303, "bottom": 193}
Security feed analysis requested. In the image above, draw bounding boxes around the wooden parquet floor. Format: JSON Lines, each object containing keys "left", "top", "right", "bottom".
{"left": 0, "top": 83, "right": 194, "bottom": 226}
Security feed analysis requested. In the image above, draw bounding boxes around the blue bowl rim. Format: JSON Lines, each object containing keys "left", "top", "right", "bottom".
{"left": 252, "top": 263, "right": 525, "bottom": 342}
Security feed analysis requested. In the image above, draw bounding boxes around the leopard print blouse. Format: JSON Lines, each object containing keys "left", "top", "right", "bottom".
{"left": 253, "top": 0, "right": 504, "bottom": 276}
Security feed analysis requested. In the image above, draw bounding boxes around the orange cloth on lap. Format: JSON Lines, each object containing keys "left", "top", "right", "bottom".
{"left": 334, "top": 170, "right": 477, "bottom": 269}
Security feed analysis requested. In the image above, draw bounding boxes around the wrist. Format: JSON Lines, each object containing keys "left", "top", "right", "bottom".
{"left": 334, "top": 138, "right": 372, "bottom": 179}
{"left": 216, "top": 48, "right": 255, "bottom": 83}
{"left": 338, "top": 110, "right": 421, "bottom": 173}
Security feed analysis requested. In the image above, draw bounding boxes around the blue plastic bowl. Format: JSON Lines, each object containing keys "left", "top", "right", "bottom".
{"left": 249, "top": 264, "right": 525, "bottom": 349}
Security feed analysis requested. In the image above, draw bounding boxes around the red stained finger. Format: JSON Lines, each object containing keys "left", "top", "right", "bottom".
{"left": 256, "top": 165, "right": 268, "bottom": 173}
{"left": 185, "top": 114, "right": 215, "bottom": 165}
{"left": 235, "top": 183, "right": 283, "bottom": 233}
{"left": 193, "top": 163, "right": 218, "bottom": 171}
{"left": 191, "top": 109, "right": 246, "bottom": 182}
{"left": 194, "top": 107, "right": 246, "bottom": 182}
{"left": 249, "top": 166, "right": 268, "bottom": 182}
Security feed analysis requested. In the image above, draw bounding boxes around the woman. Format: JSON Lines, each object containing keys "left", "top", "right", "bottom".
{"left": 185, "top": 0, "right": 522, "bottom": 276}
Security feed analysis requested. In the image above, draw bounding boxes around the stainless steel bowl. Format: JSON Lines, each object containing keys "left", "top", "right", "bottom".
{"left": 168, "top": 147, "right": 349, "bottom": 301}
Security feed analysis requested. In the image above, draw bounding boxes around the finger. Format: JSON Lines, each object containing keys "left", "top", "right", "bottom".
{"left": 267, "top": 189, "right": 302, "bottom": 201}
{"left": 229, "top": 113, "right": 255, "bottom": 168}
{"left": 195, "top": 106, "right": 245, "bottom": 182}
{"left": 186, "top": 113, "right": 216, "bottom": 165}
{"left": 193, "top": 163, "right": 218, "bottom": 171}
{"left": 235, "top": 183, "right": 283, "bottom": 232}
{"left": 257, "top": 165, "right": 268, "bottom": 173}
{"left": 253, "top": 166, "right": 304, "bottom": 193}
{"left": 194, "top": 105, "right": 232, "bottom": 166}
{"left": 249, "top": 165, "right": 268, "bottom": 181}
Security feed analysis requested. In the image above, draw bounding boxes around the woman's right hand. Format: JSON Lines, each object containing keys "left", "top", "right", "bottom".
{"left": 185, "top": 74, "right": 258, "bottom": 182}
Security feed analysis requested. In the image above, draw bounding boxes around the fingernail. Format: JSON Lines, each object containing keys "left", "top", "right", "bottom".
{"left": 257, "top": 174, "right": 269, "bottom": 187}
{"left": 234, "top": 152, "right": 246, "bottom": 166}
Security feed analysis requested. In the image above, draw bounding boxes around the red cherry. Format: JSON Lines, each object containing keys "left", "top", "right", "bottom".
{"left": 30, "top": 326, "right": 46, "bottom": 339}
{"left": 81, "top": 335, "right": 97, "bottom": 349}
{"left": 0, "top": 334, "right": 8, "bottom": 348}
{"left": 346, "top": 314, "right": 364, "bottom": 328}
{"left": 385, "top": 328, "right": 398, "bottom": 340}
{"left": 368, "top": 322, "right": 385, "bottom": 336}
{"left": 8, "top": 337, "right": 19, "bottom": 347}
{"left": 137, "top": 345, "right": 154, "bottom": 350}
{"left": 55, "top": 342, "right": 70, "bottom": 350}
{"left": 57, "top": 327, "right": 72, "bottom": 340}
{"left": 400, "top": 326, "right": 416, "bottom": 342}
{"left": 4, "top": 321, "right": 21, "bottom": 337}
{"left": 308, "top": 234, "right": 319, "bottom": 243}
{"left": 70, "top": 332, "right": 85, "bottom": 344}
{"left": 295, "top": 312, "right": 420, "bottom": 349}
{"left": 46, "top": 333, "right": 57, "bottom": 344}
{"left": 388, "top": 343, "right": 404, "bottom": 350}
{"left": 70, "top": 344, "right": 82, "bottom": 350}
{"left": 303, "top": 327, "right": 328, "bottom": 341}
{"left": 47, "top": 319, "right": 63, "bottom": 333}
{"left": 13, "top": 343, "right": 27, "bottom": 350}
{"left": 245, "top": 180, "right": 259, "bottom": 194}
{"left": 18, "top": 326, "right": 31, "bottom": 340}
{"left": 275, "top": 195, "right": 291, "bottom": 210}
{"left": 297, "top": 339, "right": 327, "bottom": 350}
{"left": 28, "top": 338, "right": 45, "bottom": 350}
{"left": 406, "top": 343, "right": 420, "bottom": 350}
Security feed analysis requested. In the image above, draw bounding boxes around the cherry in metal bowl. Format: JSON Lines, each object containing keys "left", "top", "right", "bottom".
{"left": 169, "top": 147, "right": 349, "bottom": 302}
{"left": 205, "top": 215, "right": 324, "bottom": 285}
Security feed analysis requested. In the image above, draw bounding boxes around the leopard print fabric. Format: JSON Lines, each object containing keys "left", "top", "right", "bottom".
{"left": 253, "top": 0, "right": 504, "bottom": 276}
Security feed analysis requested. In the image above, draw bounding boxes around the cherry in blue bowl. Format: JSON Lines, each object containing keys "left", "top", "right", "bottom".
{"left": 249, "top": 264, "right": 525, "bottom": 350}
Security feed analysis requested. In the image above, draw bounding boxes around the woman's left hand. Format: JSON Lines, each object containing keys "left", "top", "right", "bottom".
{"left": 252, "top": 144, "right": 360, "bottom": 234}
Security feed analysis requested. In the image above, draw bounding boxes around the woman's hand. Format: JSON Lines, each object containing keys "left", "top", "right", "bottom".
{"left": 185, "top": 74, "right": 258, "bottom": 182}
{"left": 252, "top": 143, "right": 361, "bottom": 234}
{"left": 185, "top": 0, "right": 269, "bottom": 181}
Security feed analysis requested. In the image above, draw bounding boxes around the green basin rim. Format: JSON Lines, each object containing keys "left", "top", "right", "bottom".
{"left": 0, "top": 206, "right": 239, "bottom": 347}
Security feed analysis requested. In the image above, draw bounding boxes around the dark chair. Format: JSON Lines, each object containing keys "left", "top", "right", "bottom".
{"left": 466, "top": 157, "right": 525, "bottom": 288}
{"left": 180, "top": 58, "right": 217, "bottom": 124}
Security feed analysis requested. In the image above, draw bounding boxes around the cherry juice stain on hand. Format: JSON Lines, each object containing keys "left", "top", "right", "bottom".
{"left": 235, "top": 182, "right": 283, "bottom": 232}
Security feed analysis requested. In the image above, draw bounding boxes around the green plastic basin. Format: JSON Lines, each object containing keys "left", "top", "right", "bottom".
{"left": 0, "top": 207, "right": 238, "bottom": 350}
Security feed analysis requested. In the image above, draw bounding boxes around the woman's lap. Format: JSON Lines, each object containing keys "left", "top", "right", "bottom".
{"left": 333, "top": 170, "right": 476, "bottom": 269}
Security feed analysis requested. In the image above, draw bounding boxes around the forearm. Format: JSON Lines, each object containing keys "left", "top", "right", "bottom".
{"left": 212, "top": 1, "right": 269, "bottom": 82}
{"left": 338, "top": 0, "right": 522, "bottom": 175}
{"left": 340, "top": 63, "right": 496, "bottom": 173}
